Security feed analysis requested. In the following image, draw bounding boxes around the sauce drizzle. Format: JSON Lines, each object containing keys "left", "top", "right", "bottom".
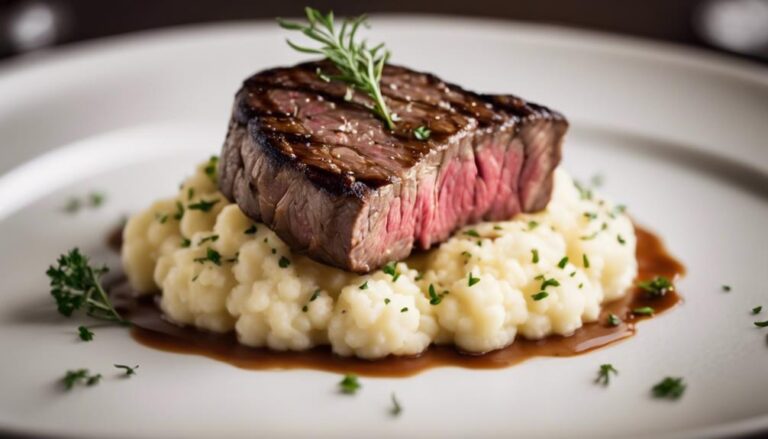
{"left": 111, "top": 225, "right": 683, "bottom": 377}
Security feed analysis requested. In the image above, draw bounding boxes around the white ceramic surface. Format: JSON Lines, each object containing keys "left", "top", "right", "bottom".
{"left": 0, "top": 16, "right": 767, "bottom": 439}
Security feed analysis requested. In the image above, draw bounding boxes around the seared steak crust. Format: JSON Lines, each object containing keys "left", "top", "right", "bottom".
{"left": 220, "top": 61, "right": 567, "bottom": 272}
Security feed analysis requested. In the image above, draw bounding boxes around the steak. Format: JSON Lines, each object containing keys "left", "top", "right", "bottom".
{"left": 219, "top": 60, "right": 567, "bottom": 273}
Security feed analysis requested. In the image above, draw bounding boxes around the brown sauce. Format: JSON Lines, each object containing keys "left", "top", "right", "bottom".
{"left": 110, "top": 225, "right": 684, "bottom": 377}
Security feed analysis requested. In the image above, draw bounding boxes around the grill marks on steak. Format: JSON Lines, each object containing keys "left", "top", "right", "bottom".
{"left": 220, "top": 61, "right": 567, "bottom": 272}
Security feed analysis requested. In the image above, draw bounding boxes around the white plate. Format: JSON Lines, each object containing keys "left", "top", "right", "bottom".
{"left": 0, "top": 16, "right": 767, "bottom": 439}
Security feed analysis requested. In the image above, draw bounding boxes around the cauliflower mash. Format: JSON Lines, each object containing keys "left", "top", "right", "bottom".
{"left": 122, "top": 160, "right": 637, "bottom": 359}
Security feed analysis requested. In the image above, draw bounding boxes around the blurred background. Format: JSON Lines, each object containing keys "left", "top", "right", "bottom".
{"left": 1, "top": 0, "right": 768, "bottom": 64}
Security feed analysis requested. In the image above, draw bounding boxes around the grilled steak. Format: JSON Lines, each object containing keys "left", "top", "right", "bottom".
{"left": 219, "top": 61, "right": 567, "bottom": 272}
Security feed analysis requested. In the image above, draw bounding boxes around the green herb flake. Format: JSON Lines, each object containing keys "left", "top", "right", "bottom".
{"left": 652, "top": 377, "right": 686, "bottom": 400}
{"left": 595, "top": 364, "right": 618, "bottom": 386}
{"left": 382, "top": 262, "right": 400, "bottom": 282}
{"left": 278, "top": 256, "right": 291, "bottom": 268}
{"left": 359, "top": 281, "right": 369, "bottom": 290}
{"left": 244, "top": 225, "right": 258, "bottom": 235}
{"left": 573, "top": 180, "right": 593, "bottom": 200}
{"left": 390, "top": 392, "right": 402, "bottom": 416}
{"left": 722, "top": 285, "right": 731, "bottom": 292}
{"left": 531, "top": 249, "right": 540, "bottom": 264}
{"left": 583, "top": 254, "right": 590, "bottom": 269}
{"left": 617, "top": 234, "right": 626, "bottom": 245}
{"left": 428, "top": 284, "right": 442, "bottom": 305}
{"left": 198, "top": 234, "right": 219, "bottom": 245}
{"left": 194, "top": 248, "right": 222, "bottom": 266}
{"left": 187, "top": 187, "right": 195, "bottom": 200}
{"left": 384, "top": 298, "right": 391, "bottom": 305}
{"left": 155, "top": 212, "right": 168, "bottom": 224}
{"left": 114, "top": 364, "right": 138, "bottom": 377}
{"left": 753, "top": 306, "right": 763, "bottom": 315}
{"left": 557, "top": 256, "right": 569, "bottom": 269}
{"left": 88, "top": 192, "right": 106, "bottom": 207}
{"left": 77, "top": 325, "right": 94, "bottom": 341}
{"left": 204, "top": 155, "right": 219, "bottom": 183}
{"left": 754, "top": 320, "right": 768, "bottom": 328}
{"left": 532, "top": 291, "right": 549, "bottom": 301}
{"left": 464, "top": 229, "right": 480, "bottom": 238}
{"left": 413, "top": 125, "right": 431, "bottom": 140}
{"left": 173, "top": 201, "right": 185, "bottom": 221}
{"left": 187, "top": 198, "right": 220, "bottom": 213}
{"left": 540, "top": 278, "right": 560, "bottom": 290}
{"left": 400, "top": 307, "right": 409, "bottom": 313}
{"left": 493, "top": 225, "right": 503, "bottom": 231}
{"left": 583, "top": 212, "right": 598, "bottom": 220}
{"left": 180, "top": 238, "right": 191, "bottom": 248}
{"left": 637, "top": 276, "right": 674, "bottom": 298}
{"left": 468, "top": 272, "right": 480, "bottom": 287}
{"left": 527, "top": 220, "right": 540, "bottom": 231}
{"left": 339, "top": 374, "right": 361, "bottom": 394}
{"left": 62, "top": 369, "right": 101, "bottom": 390}
{"left": 607, "top": 314, "right": 621, "bottom": 326}
{"left": 632, "top": 306, "right": 655, "bottom": 316}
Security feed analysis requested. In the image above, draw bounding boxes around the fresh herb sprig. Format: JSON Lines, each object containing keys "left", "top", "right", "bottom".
{"left": 47, "top": 248, "right": 126, "bottom": 324}
{"left": 595, "top": 364, "right": 618, "bottom": 386}
{"left": 278, "top": 8, "right": 395, "bottom": 129}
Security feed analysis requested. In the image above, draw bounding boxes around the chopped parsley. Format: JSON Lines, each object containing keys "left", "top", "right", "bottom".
{"left": 359, "top": 281, "right": 369, "bottom": 290}
{"left": 198, "top": 234, "right": 219, "bottom": 245}
{"left": 463, "top": 229, "right": 480, "bottom": 238}
{"left": 114, "top": 364, "right": 138, "bottom": 377}
{"left": 583, "top": 212, "right": 598, "bottom": 220}
{"left": 468, "top": 272, "right": 480, "bottom": 287}
{"left": 188, "top": 198, "right": 220, "bottom": 212}
{"left": 573, "top": 180, "right": 593, "bottom": 200}
{"left": 632, "top": 306, "right": 655, "bottom": 316}
{"left": 155, "top": 212, "right": 168, "bottom": 224}
{"left": 595, "top": 364, "right": 618, "bottom": 386}
{"left": 390, "top": 393, "right": 402, "bottom": 416}
{"left": 754, "top": 320, "right": 768, "bottom": 328}
{"left": 187, "top": 187, "right": 195, "bottom": 200}
{"left": 722, "top": 285, "right": 731, "bottom": 292}
{"left": 557, "top": 256, "right": 569, "bottom": 269}
{"left": 539, "top": 277, "right": 560, "bottom": 290}
{"left": 580, "top": 231, "right": 598, "bottom": 241}
{"left": 77, "top": 325, "right": 94, "bottom": 341}
{"left": 278, "top": 256, "right": 291, "bottom": 268}
{"left": 244, "top": 224, "right": 258, "bottom": 235}
{"left": 607, "top": 314, "right": 621, "bottom": 326}
{"left": 194, "top": 248, "right": 222, "bottom": 266}
{"left": 637, "top": 276, "right": 674, "bottom": 298}
{"left": 384, "top": 298, "right": 391, "bottom": 305}
{"left": 753, "top": 306, "right": 763, "bottom": 315}
{"left": 428, "top": 284, "right": 443, "bottom": 305}
{"left": 652, "top": 377, "right": 686, "bottom": 400}
{"left": 173, "top": 201, "right": 185, "bottom": 220}
{"left": 493, "top": 225, "right": 503, "bottom": 231}
{"left": 531, "top": 249, "right": 540, "bottom": 263}
{"left": 532, "top": 292, "right": 549, "bottom": 301}
{"left": 47, "top": 248, "right": 126, "bottom": 324}
{"left": 62, "top": 369, "right": 101, "bottom": 390}
{"left": 88, "top": 192, "right": 106, "bottom": 207}
{"left": 413, "top": 125, "right": 431, "bottom": 140}
{"left": 382, "top": 262, "right": 400, "bottom": 282}
{"left": 180, "top": 238, "right": 191, "bottom": 248}
{"left": 583, "top": 254, "right": 590, "bottom": 269}
{"left": 617, "top": 234, "right": 626, "bottom": 245}
{"left": 400, "top": 307, "right": 409, "bottom": 313}
{"left": 527, "top": 220, "right": 539, "bottom": 231}
{"left": 204, "top": 155, "right": 219, "bottom": 183}
{"left": 339, "top": 374, "right": 361, "bottom": 394}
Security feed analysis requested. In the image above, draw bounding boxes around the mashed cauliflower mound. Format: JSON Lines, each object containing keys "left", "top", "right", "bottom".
{"left": 123, "top": 161, "right": 637, "bottom": 359}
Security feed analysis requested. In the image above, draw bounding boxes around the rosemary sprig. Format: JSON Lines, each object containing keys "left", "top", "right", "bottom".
{"left": 277, "top": 8, "right": 395, "bottom": 130}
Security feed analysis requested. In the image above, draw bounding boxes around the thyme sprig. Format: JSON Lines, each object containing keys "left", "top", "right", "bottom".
{"left": 278, "top": 8, "right": 395, "bottom": 129}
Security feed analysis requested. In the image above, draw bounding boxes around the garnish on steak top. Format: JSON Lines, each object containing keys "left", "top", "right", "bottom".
{"left": 219, "top": 10, "right": 567, "bottom": 272}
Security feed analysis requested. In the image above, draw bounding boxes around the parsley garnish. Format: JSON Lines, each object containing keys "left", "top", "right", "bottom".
{"left": 637, "top": 276, "right": 674, "bottom": 298}
{"left": 47, "top": 248, "right": 126, "bottom": 324}
{"left": 632, "top": 306, "right": 655, "bottom": 316}
{"left": 527, "top": 220, "right": 539, "bottom": 231}
{"left": 278, "top": 256, "right": 291, "bottom": 268}
{"left": 88, "top": 192, "right": 105, "bottom": 207}
{"left": 540, "top": 277, "right": 560, "bottom": 290}
{"left": 194, "top": 248, "right": 222, "bottom": 266}
{"left": 617, "top": 234, "right": 626, "bottom": 245}
{"left": 77, "top": 326, "right": 94, "bottom": 341}
{"left": 173, "top": 201, "right": 185, "bottom": 221}
{"left": 114, "top": 364, "right": 138, "bottom": 377}
{"left": 155, "top": 212, "right": 168, "bottom": 224}
{"left": 754, "top": 320, "right": 768, "bottom": 328}
{"left": 607, "top": 314, "right": 621, "bottom": 326}
{"left": 204, "top": 155, "right": 219, "bottom": 183}
{"left": 390, "top": 392, "right": 402, "bottom": 416}
{"left": 531, "top": 249, "right": 540, "bottom": 263}
{"left": 583, "top": 254, "right": 590, "bottom": 269}
{"left": 339, "top": 374, "right": 361, "bottom": 394}
{"left": 557, "top": 256, "right": 569, "bottom": 269}
{"left": 245, "top": 225, "right": 258, "bottom": 235}
{"left": 753, "top": 306, "right": 762, "bottom": 315}
{"left": 428, "top": 284, "right": 442, "bottom": 305}
{"left": 198, "top": 234, "right": 219, "bottom": 245}
{"left": 278, "top": 8, "right": 395, "bottom": 129}
{"left": 413, "top": 125, "right": 431, "bottom": 140}
{"left": 652, "top": 377, "right": 686, "bottom": 400}
{"left": 400, "top": 307, "right": 408, "bottom": 313}
{"left": 62, "top": 369, "right": 101, "bottom": 390}
{"left": 359, "top": 281, "right": 369, "bottom": 290}
{"left": 595, "top": 364, "right": 618, "bottom": 386}
{"left": 583, "top": 212, "right": 598, "bottom": 220}
{"left": 573, "top": 180, "right": 593, "bottom": 200}
{"left": 180, "top": 238, "right": 191, "bottom": 248}
{"left": 468, "top": 272, "right": 480, "bottom": 287}
{"left": 464, "top": 229, "right": 480, "bottom": 238}
{"left": 188, "top": 198, "right": 219, "bottom": 212}
{"left": 532, "top": 292, "right": 549, "bottom": 301}
{"left": 722, "top": 285, "right": 731, "bottom": 292}
{"left": 384, "top": 298, "right": 391, "bottom": 305}
{"left": 382, "top": 262, "right": 400, "bottom": 281}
